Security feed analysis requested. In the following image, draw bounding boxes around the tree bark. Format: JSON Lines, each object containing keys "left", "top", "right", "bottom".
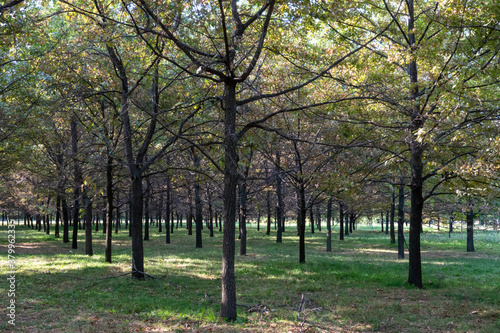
{"left": 144, "top": 186, "right": 150, "bottom": 241}
{"left": 326, "top": 198, "right": 332, "bottom": 252}
{"left": 221, "top": 81, "right": 238, "bottom": 321}
{"left": 71, "top": 120, "right": 81, "bottom": 250}
{"left": 448, "top": 214, "right": 453, "bottom": 239}
{"left": 381, "top": 210, "right": 384, "bottom": 233}
{"left": 385, "top": 210, "right": 389, "bottom": 235}
{"left": 407, "top": 0, "right": 424, "bottom": 289}
{"left": 466, "top": 208, "right": 475, "bottom": 252}
{"left": 390, "top": 190, "right": 396, "bottom": 244}
{"left": 105, "top": 155, "right": 113, "bottom": 263}
{"left": 166, "top": 176, "right": 171, "bottom": 244}
{"left": 115, "top": 191, "right": 120, "bottom": 234}
{"left": 239, "top": 180, "right": 247, "bottom": 254}
{"left": 316, "top": 204, "right": 321, "bottom": 232}
{"left": 310, "top": 206, "right": 315, "bottom": 234}
{"left": 339, "top": 203, "right": 344, "bottom": 241}
{"left": 84, "top": 190, "right": 93, "bottom": 256}
{"left": 55, "top": 194, "right": 61, "bottom": 238}
{"left": 398, "top": 182, "right": 405, "bottom": 259}
{"left": 62, "top": 197, "right": 69, "bottom": 243}
{"left": 194, "top": 175, "right": 203, "bottom": 249}
{"left": 298, "top": 183, "right": 306, "bottom": 263}
{"left": 266, "top": 172, "right": 272, "bottom": 236}
{"left": 208, "top": 189, "right": 214, "bottom": 238}
{"left": 275, "top": 151, "right": 283, "bottom": 243}
{"left": 344, "top": 209, "right": 349, "bottom": 236}
{"left": 130, "top": 174, "right": 145, "bottom": 279}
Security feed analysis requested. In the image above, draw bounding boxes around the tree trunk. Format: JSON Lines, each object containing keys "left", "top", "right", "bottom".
{"left": 103, "top": 208, "right": 107, "bottom": 235}
{"left": 397, "top": 182, "right": 405, "bottom": 260}
{"left": 448, "top": 214, "right": 453, "bottom": 238}
{"left": 158, "top": 193, "right": 163, "bottom": 233}
{"left": 208, "top": 189, "right": 214, "bottom": 238}
{"left": 239, "top": 180, "right": 247, "bottom": 254}
{"left": 381, "top": 210, "right": 384, "bottom": 232}
{"left": 385, "top": 210, "right": 389, "bottom": 235}
{"left": 349, "top": 212, "right": 355, "bottom": 233}
{"left": 326, "top": 198, "right": 332, "bottom": 252}
{"left": 55, "top": 195, "right": 61, "bottom": 238}
{"left": 466, "top": 208, "right": 475, "bottom": 252}
{"left": 62, "top": 197, "right": 69, "bottom": 243}
{"left": 166, "top": 176, "right": 171, "bottom": 244}
{"left": 266, "top": 183, "right": 271, "bottom": 236}
{"left": 84, "top": 191, "right": 93, "bottom": 256}
{"left": 125, "top": 210, "right": 128, "bottom": 230}
{"left": 130, "top": 174, "right": 145, "bottom": 279}
{"left": 115, "top": 191, "right": 120, "bottom": 234}
{"left": 171, "top": 209, "right": 174, "bottom": 233}
{"left": 221, "top": 81, "right": 238, "bottom": 321}
{"left": 276, "top": 151, "right": 283, "bottom": 243}
{"left": 310, "top": 206, "right": 315, "bottom": 234}
{"left": 316, "top": 204, "right": 321, "bottom": 232}
{"left": 105, "top": 155, "right": 113, "bottom": 263}
{"left": 194, "top": 178, "right": 203, "bottom": 249}
{"left": 298, "top": 183, "right": 306, "bottom": 263}
{"left": 257, "top": 210, "right": 260, "bottom": 231}
{"left": 344, "top": 209, "right": 349, "bottom": 236}
{"left": 144, "top": 190, "right": 150, "bottom": 241}
{"left": 339, "top": 203, "right": 344, "bottom": 241}
{"left": 71, "top": 120, "right": 81, "bottom": 250}
{"left": 407, "top": 0, "right": 424, "bottom": 289}
{"left": 390, "top": 190, "right": 396, "bottom": 244}
{"left": 95, "top": 212, "right": 99, "bottom": 232}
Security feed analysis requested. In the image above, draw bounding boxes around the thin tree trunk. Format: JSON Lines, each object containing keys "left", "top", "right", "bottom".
{"left": 310, "top": 206, "right": 315, "bottom": 234}
{"left": 266, "top": 182, "right": 271, "bottom": 236}
{"left": 55, "top": 195, "right": 61, "bottom": 238}
{"left": 239, "top": 180, "right": 247, "bottom": 254}
{"left": 339, "top": 203, "right": 344, "bottom": 241}
{"left": 344, "top": 209, "right": 349, "bottom": 236}
{"left": 71, "top": 120, "right": 81, "bottom": 250}
{"left": 398, "top": 182, "right": 405, "bottom": 259}
{"left": 105, "top": 155, "right": 113, "bottom": 263}
{"left": 194, "top": 173, "right": 203, "bottom": 249}
{"left": 326, "top": 198, "right": 332, "bottom": 252}
{"left": 298, "top": 183, "right": 306, "bottom": 263}
{"left": 276, "top": 151, "right": 283, "bottom": 243}
{"left": 166, "top": 176, "right": 171, "bottom": 244}
{"left": 349, "top": 212, "right": 355, "bottom": 233}
{"left": 467, "top": 208, "right": 475, "bottom": 252}
{"left": 448, "top": 214, "right": 453, "bottom": 238}
{"left": 385, "top": 210, "right": 389, "bottom": 235}
{"left": 62, "top": 197, "right": 69, "bottom": 243}
{"left": 381, "top": 210, "right": 384, "bottom": 233}
{"left": 144, "top": 190, "right": 150, "bottom": 241}
{"left": 115, "top": 191, "right": 120, "bottom": 234}
{"left": 95, "top": 212, "right": 99, "bottom": 232}
{"left": 130, "top": 174, "right": 145, "bottom": 279}
{"left": 390, "top": 189, "right": 396, "bottom": 244}
{"left": 208, "top": 189, "right": 214, "bottom": 238}
{"left": 84, "top": 190, "right": 93, "bottom": 256}
{"left": 316, "top": 204, "right": 321, "bottom": 232}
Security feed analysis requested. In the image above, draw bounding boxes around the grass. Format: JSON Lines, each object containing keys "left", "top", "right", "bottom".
{"left": 1, "top": 221, "right": 499, "bottom": 332}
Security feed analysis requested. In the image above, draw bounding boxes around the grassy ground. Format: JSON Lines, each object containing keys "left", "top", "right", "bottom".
{"left": 0, "top": 221, "right": 499, "bottom": 332}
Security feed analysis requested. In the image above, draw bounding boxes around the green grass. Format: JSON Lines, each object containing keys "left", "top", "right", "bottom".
{"left": 1, "top": 222, "right": 499, "bottom": 332}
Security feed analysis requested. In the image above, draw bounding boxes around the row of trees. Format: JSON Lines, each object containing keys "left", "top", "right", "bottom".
{"left": 1, "top": 0, "right": 499, "bottom": 320}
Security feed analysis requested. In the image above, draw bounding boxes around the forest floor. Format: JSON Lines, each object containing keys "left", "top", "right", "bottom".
{"left": 1, "top": 222, "right": 499, "bottom": 332}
